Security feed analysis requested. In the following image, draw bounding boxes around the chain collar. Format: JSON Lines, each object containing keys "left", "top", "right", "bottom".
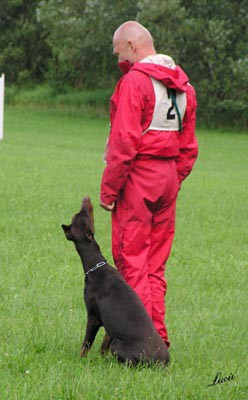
{"left": 86, "top": 261, "right": 107, "bottom": 275}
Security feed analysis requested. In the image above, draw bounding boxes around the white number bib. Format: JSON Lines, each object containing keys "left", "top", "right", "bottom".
{"left": 143, "top": 78, "right": 187, "bottom": 134}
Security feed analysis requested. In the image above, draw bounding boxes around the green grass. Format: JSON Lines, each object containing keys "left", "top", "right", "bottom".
{"left": 0, "top": 106, "right": 247, "bottom": 399}
{"left": 5, "top": 85, "right": 112, "bottom": 113}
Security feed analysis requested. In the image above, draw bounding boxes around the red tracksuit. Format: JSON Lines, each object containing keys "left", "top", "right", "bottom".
{"left": 100, "top": 55, "right": 198, "bottom": 346}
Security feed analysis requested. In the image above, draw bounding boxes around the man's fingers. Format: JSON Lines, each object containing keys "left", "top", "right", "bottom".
{"left": 100, "top": 201, "right": 115, "bottom": 211}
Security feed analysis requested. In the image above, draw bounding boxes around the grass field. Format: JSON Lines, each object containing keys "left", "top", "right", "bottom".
{"left": 0, "top": 106, "right": 247, "bottom": 399}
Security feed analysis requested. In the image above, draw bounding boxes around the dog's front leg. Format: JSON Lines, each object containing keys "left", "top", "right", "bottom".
{"left": 80, "top": 315, "right": 101, "bottom": 357}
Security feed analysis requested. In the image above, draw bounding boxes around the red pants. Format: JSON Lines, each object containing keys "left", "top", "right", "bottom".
{"left": 111, "top": 158, "right": 179, "bottom": 347}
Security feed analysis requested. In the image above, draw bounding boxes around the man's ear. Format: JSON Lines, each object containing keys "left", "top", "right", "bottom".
{"left": 84, "top": 226, "right": 94, "bottom": 242}
{"left": 128, "top": 39, "right": 136, "bottom": 52}
{"left": 61, "top": 224, "right": 73, "bottom": 241}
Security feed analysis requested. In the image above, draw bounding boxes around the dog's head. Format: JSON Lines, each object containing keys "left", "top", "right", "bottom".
{"left": 62, "top": 197, "right": 95, "bottom": 242}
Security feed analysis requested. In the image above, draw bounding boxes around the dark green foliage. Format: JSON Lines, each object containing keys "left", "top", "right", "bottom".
{"left": 37, "top": 0, "right": 141, "bottom": 90}
{"left": 178, "top": 0, "right": 248, "bottom": 128}
{"left": 0, "top": 0, "right": 51, "bottom": 84}
{"left": 0, "top": 0, "right": 247, "bottom": 128}
{"left": 138, "top": 0, "right": 248, "bottom": 128}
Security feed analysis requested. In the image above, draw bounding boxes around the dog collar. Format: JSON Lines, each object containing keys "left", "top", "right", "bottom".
{"left": 86, "top": 261, "right": 107, "bottom": 275}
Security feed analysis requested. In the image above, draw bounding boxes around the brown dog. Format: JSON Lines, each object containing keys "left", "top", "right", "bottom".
{"left": 62, "top": 197, "right": 169, "bottom": 366}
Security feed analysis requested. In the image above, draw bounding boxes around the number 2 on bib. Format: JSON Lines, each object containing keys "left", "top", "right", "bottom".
{"left": 166, "top": 88, "right": 176, "bottom": 120}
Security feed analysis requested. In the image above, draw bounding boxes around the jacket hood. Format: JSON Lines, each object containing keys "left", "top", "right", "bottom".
{"left": 131, "top": 54, "right": 189, "bottom": 92}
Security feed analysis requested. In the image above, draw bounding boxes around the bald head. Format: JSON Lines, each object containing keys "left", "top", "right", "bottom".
{"left": 114, "top": 21, "right": 154, "bottom": 47}
{"left": 113, "top": 21, "right": 156, "bottom": 63}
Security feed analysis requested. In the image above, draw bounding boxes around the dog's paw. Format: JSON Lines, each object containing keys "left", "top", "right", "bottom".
{"left": 80, "top": 346, "right": 88, "bottom": 358}
{"left": 100, "top": 345, "right": 110, "bottom": 355}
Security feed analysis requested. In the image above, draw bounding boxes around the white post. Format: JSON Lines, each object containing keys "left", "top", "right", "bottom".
{"left": 0, "top": 73, "right": 5, "bottom": 140}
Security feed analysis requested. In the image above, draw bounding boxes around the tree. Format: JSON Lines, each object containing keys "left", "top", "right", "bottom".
{"left": 137, "top": 0, "right": 186, "bottom": 60}
{"left": 139, "top": 0, "right": 248, "bottom": 127}
{"left": 0, "top": 0, "right": 51, "bottom": 84}
{"left": 38, "top": 0, "right": 142, "bottom": 91}
{"left": 179, "top": 0, "right": 248, "bottom": 126}
{"left": 0, "top": 0, "right": 246, "bottom": 127}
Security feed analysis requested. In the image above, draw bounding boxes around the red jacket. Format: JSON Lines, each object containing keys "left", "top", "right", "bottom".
{"left": 101, "top": 56, "right": 198, "bottom": 205}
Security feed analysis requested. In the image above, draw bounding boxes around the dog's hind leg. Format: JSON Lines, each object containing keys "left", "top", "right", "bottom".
{"left": 80, "top": 315, "right": 101, "bottom": 357}
{"left": 100, "top": 332, "right": 112, "bottom": 355}
{"left": 110, "top": 341, "right": 137, "bottom": 366}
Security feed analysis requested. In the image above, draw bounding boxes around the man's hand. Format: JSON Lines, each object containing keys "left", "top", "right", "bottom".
{"left": 100, "top": 200, "right": 115, "bottom": 211}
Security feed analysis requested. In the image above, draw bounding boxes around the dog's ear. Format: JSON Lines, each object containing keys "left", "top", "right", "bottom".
{"left": 61, "top": 224, "right": 73, "bottom": 241}
{"left": 84, "top": 226, "right": 94, "bottom": 242}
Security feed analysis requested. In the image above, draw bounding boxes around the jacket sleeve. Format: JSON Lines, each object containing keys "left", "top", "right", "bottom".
{"left": 100, "top": 76, "right": 143, "bottom": 205}
{"left": 176, "top": 84, "right": 198, "bottom": 185}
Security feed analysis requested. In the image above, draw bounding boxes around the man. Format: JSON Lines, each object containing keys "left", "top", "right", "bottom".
{"left": 100, "top": 21, "right": 198, "bottom": 348}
